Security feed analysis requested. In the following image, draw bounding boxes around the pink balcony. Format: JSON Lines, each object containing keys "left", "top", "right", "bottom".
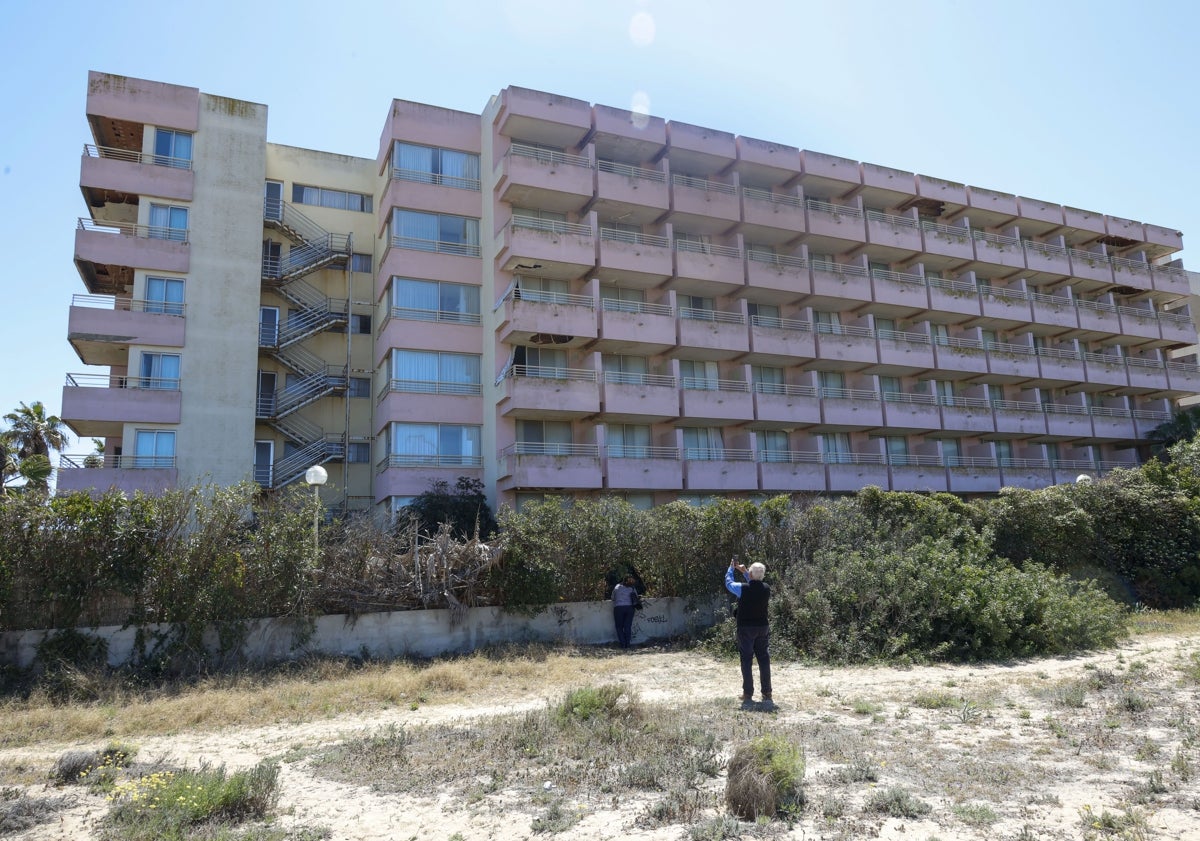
{"left": 1152, "top": 265, "right": 1190, "bottom": 297}
{"left": 992, "top": 405, "right": 1047, "bottom": 436}
{"left": 498, "top": 448, "right": 603, "bottom": 490}
{"left": 595, "top": 165, "right": 669, "bottom": 221}
{"left": 742, "top": 190, "right": 806, "bottom": 239}
{"left": 496, "top": 146, "right": 594, "bottom": 213}
{"left": 87, "top": 71, "right": 199, "bottom": 134}
{"left": 865, "top": 212, "right": 923, "bottom": 253}
{"left": 498, "top": 293, "right": 598, "bottom": 347}
{"left": 968, "top": 186, "right": 1019, "bottom": 218}
{"left": 880, "top": 398, "right": 941, "bottom": 431}
{"left": 600, "top": 376, "right": 679, "bottom": 423}
{"left": 595, "top": 301, "right": 677, "bottom": 355}
{"left": 920, "top": 222, "right": 975, "bottom": 260}
{"left": 1022, "top": 242, "right": 1071, "bottom": 276}
{"left": 81, "top": 146, "right": 193, "bottom": 208}
{"left": 1144, "top": 224, "right": 1183, "bottom": 251}
{"left": 496, "top": 87, "right": 592, "bottom": 148}
{"left": 916, "top": 175, "right": 968, "bottom": 206}
{"left": 380, "top": 176, "right": 480, "bottom": 220}
{"left": 759, "top": 459, "right": 827, "bottom": 492}
{"left": 1045, "top": 407, "right": 1092, "bottom": 437}
{"left": 377, "top": 241, "right": 480, "bottom": 297}
{"left": 1030, "top": 295, "right": 1079, "bottom": 330}
{"left": 683, "top": 456, "right": 758, "bottom": 491}
{"left": 376, "top": 389, "right": 482, "bottom": 426}
{"left": 800, "top": 151, "right": 862, "bottom": 189}
{"left": 941, "top": 404, "right": 996, "bottom": 434}
{"left": 754, "top": 388, "right": 821, "bottom": 426}
{"left": 804, "top": 201, "right": 866, "bottom": 245}
{"left": 75, "top": 220, "right": 189, "bottom": 295}
{"left": 375, "top": 463, "right": 483, "bottom": 502}
{"left": 986, "top": 347, "right": 1040, "bottom": 380}
{"left": 496, "top": 218, "right": 595, "bottom": 279}
{"left": 1090, "top": 411, "right": 1137, "bottom": 440}
{"left": 862, "top": 162, "right": 916, "bottom": 195}
{"left": 57, "top": 458, "right": 178, "bottom": 496}
{"left": 1064, "top": 206, "right": 1107, "bottom": 236}
{"left": 1082, "top": 355, "right": 1129, "bottom": 389}
{"left": 999, "top": 465, "right": 1055, "bottom": 490}
{"left": 1074, "top": 302, "right": 1119, "bottom": 336}
{"left": 928, "top": 279, "right": 983, "bottom": 318}
{"left": 827, "top": 461, "right": 889, "bottom": 492}
{"left": 1167, "top": 361, "right": 1200, "bottom": 392}
{"left": 889, "top": 466, "right": 949, "bottom": 493}
{"left": 604, "top": 453, "right": 683, "bottom": 490}
{"left": 498, "top": 369, "right": 600, "bottom": 419}
{"left": 68, "top": 296, "right": 185, "bottom": 367}
{"left": 877, "top": 335, "right": 936, "bottom": 373}
{"left": 972, "top": 233, "right": 1026, "bottom": 271}
{"left": 671, "top": 176, "right": 741, "bottom": 225}
{"left": 1159, "top": 312, "right": 1197, "bottom": 344}
{"left": 1068, "top": 250, "right": 1114, "bottom": 284}
{"left": 932, "top": 343, "right": 988, "bottom": 376}
{"left": 947, "top": 467, "right": 1002, "bottom": 493}
{"left": 679, "top": 385, "right": 753, "bottom": 422}
{"left": 377, "top": 317, "right": 480, "bottom": 359}
{"left": 814, "top": 328, "right": 878, "bottom": 367}
{"left": 810, "top": 263, "right": 870, "bottom": 305}
{"left": 594, "top": 104, "right": 668, "bottom": 154}
{"left": 746, "top": 254, "right": 810, "bottom": 300}
{"left": 62, "top": 374, "right": 181, "bottom": 438}
{"left": 667, "top": 120, "right": 737, "bottom": 161}
{"left": 597, "top": 231, "right": 672, "bottom": 285}
{"left": 1108, "top": 258, "right": 1153, "bottom": 293}
{"left": 1017, "top": 197, "right": 1065, "bottom": 226}
{"left": 821, "top": 394, "right": 884, "bottom": 427}
{"left": 677, "top": 314, "right": 750, "bottom": 359}
{"left": 870, "top": 270, "right": 929, "bottom": 314}
{"left": 1125, "top": 359, "right": 1168, "bottom": 391}
{"left": 672, "top": 243, "right": 745, "bottom": 297}
{"left": 748, "top": 323, "right": 816, "bottom": 365}
{"left": 1117, "top": 308, "right": 1161, "bottom": 342}
{"left": 1038, "top": 352, "right": 1085, "bottom": 383}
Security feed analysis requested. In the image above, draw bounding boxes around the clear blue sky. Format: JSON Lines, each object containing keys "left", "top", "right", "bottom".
{"left": 2, "top": 0, "right": 1197, "bottom": 453}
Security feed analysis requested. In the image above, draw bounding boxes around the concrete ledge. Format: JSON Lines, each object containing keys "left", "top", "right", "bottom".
{"left": 1, "top": 598, "right": 718, "bottom": 669}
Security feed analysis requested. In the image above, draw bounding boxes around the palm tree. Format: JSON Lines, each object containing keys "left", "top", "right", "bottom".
{"left": 1147, "top": 405, "right": 1200, "bottom": 457}
{"left": 1, "top": 439, "right": 50, "bottom": 493}
{"left": 3, "top": 401, "right": 69, "bottom": 460}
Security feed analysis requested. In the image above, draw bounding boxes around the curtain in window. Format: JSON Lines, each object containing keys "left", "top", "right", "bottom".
{"left": 135, "top": 430, "right": 175, "bottom": 467}
{"left": 392, "top": 350, "right": 438, "bottom": 391}
{"left": 396, "top": 142, "right": 435, "bottom": 177}
{"left": 149, "top": 205, "right": 188, "bottom": 241}
{"left": 821, "top": 433, "right": 851, "bottom": 464}
{"left": 683, "top": 427, "right": 723, "bottom": 460}
{"left": 758, "top": 430, "right": 788, "bottom": 462}
{"left": 441, "top": 283, "right": 479, "bottom": 319}
{"left": 394, "top": 211, "right": 439, "bottom": 248}
{"left": 609, "top": 424, "right": 650, "bottom": 458}
{"left": 391, "top": 423, "right": 437, "bottom": 461}
{"left": 440, "top": 149, "right": 480, "bottom": 185}
{"left": 392, "top": 278, "right": 438, "bottom": 318}
{"left": 439, "top": 354, "right": 480, "bottom": 393}
{"left": 140, "top": 353, "right": 180, "bottom": 389}
{"left": 440, "top": 425, "right": 481, "bottom": 463}
{"left": 145, "top": 277, "right": 184, "bottom": 314}
{"left": 681, "top": 360, "right": 717, "bottom": 390}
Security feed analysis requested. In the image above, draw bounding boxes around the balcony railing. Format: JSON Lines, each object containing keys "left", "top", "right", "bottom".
{"left": 511, "top": 216, "right": 593, "bottom": 237}
{"left": 754, "top": 382, "right": 818, "bottom": 398}
{"left": 814, "top": 322, "right": 873, "bottom": 338}
{"left": 865, "top": 210, "right": 919, "bottom": 228}
{"left": 870, "top": 268, "right": 924, "bottom": 286}
{"left": 972, "top": 230, "right": 1021, "bottom": 248}
{"left": 502, "top": 442, "right": 600, "bottom": 457}
{"left": 387, "top": 306, "right": 480, "bottom": 325}
{"left": 65, "top": 372, "right": 180, "bottom": 391}
{"left": 77, "top": 217, "right": 189, "bottom": 244}
{"left": 509, "top": 143, "right": 592, "bottom": 168}
{"left": 757, "top": 450, "right": 822, "bottom": 464}
{"left": 600, "top": 228, "right": 669, "bottom": 247}
{"left": 70, "top": 293, "right": 186, "bottom": 316}
{"left": 390, "top": 235, "right": 481, "bottom": 257}
{"left": 379, "top": 453, "right": 484, "bottom": 468}
{"left": 742, "top": 187, "right": 804, "bottom": 208}
{"left": 511, "top": 287, "right": 595, "bottom": 308}
{"left": 391, "top": 167, "right": 481, "bottom": 191}
{"left": 381, "top": 378, "right": 482, "bottom": 396}
{"left": 810, "top": 259, "right": 868, "bottom": 277}
{"left": 921, "top": 220, "right": 970, "bottom": 239}
{"left": 683, "top": 447, "right": 754, "bottom": 461}
{"left": 675, "top": 239, "right": 741, "bottom": 259}
{"left": 927, "top": 276, "right": 977, "bottom": 295}
{"left": 679, "top": 306, "right": 745, "bottom": 324}
{"left": 672, "top": 174, "right": 735, "bottom": 194}
{"left": 805, "top": 199, "right": 863, "bottom": 219}
{"left": 507, "top": 365, "right": 597, "bottom": 382}
{"left": 748, "top": 250, "right": 807, "bottom": 269}
{"left": 597, "top": 159, "right": 665, "bottom": 182}
{"left": 1020, "top": 239, "right": 1068, "bottom": 258}
{"left": 819, "top": 386, "right": 880, "bottom": 401}
{"left": 606, "top": 445, "right": 680, "bottom": 459}
{"left": 603, "top": 371, "right": 676, "bottom": 387}
{"left": 751, "top": 314, "right": 813, "bottom": 332}
{"left": 681, "top": 377, "right": 748, "bottom": 392}
{"left": 600, "top": 298, "right": 674, "bottom": 317}
{"left": 83, "top": 143, "right": 192, "bottom": 171}
{"left": 59, "top": 454, "right": 177, "bottom": 469}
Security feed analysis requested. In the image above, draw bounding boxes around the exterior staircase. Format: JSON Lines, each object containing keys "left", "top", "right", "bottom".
{"left": 262, "top": 198, "right": 352, "bottom": 283}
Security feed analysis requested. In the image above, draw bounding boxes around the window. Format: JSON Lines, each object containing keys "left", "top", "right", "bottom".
{"left": 682, "top": 427, "right": 724, "bottom": 460}
{"left": 389, "top": 350, "right": 481, "bottom": 394}
{"left": 818, "top": 371, "right": 844, "bottom": 396}
{"left": 389, "top": 277, "right": 480, "bottom": 323}
{"left": 679, "top": 295, "right": 714, "bottom": 320}
{"left": 389, "top": 423, "right": 481, "bottom": 466}
{"left": 874, "top": 317, "right": 897, "bottom": 341}
{"left": 144, "top": 276, "right": 184, "bottom": 315}
{"left": 348, "top": 377, "right": 371, "bottom": 398}
{"left": 941, "top": 438, "right": 962, "bottom": 467}
{"left": 513, "top": 346, "right": 566, "bottom": 378}
{"left": 391, "top": 210, "right": 480, "bottom": 255}
{"left": 600, "top": 286, "right": 645, "bottom": 313}
{"left": 753, "top": 366, "right": 784, "bottom": 395}
{"left": 350, "top": 253, "right": 373, "bottom": 273}
{"left": 347, "top": 442, "right": 371, "bottom": 463}
{"left": 516, "top": 420, "right": 573, "bottom": 454}
{"left": 995, "top": 440, "right": 1014, "bottom": 466}
{"left": 148, "top": 204, "right": 188, "bottom": 242}
{"left": 393, "top": 141, "right": 481, "bottom": 190}
{"left": 514, "top": 276, "right": 568, "bottom": 303}
{"left": 879, "top": 375, "right": 902, "bottom": 402}
{"left": 602, "top": 354, "right": 649, "bottom": 385}
{"left": 292, "top": 184, "right": 373, "bottom": 212}
{"left": 139, "top": 353, "right": 180, "bottom": 390}
{"left": 607, "top": 424, "right": 651, "bottom": 458}
{"left": 747, "top": 302, "right": 781, "bottom": 328}
{"left": 820, "top": 433, "right": 852, "bottom": 464}
{"left": 680, "top": 360, "right": 718, "bottom": 391}
{"left": 814, "top": 310, "right": 843, "bottom": 335}
{"left": 350, "top": 314, "right": 372, "bottom": 335}
{"left": 134, "top": 430, "right": 175, "bottom": 468}
{"left": 153, "top": 129, "right": 192, "bottom": 169}
{"left": 757, "top": 430, "right": 790, "bottom": 462}
{"left": 512, "top": 207, "right": 568, "bottom": 231}
{"left": 885, "top": 436, "right": 909, "bottom": 464}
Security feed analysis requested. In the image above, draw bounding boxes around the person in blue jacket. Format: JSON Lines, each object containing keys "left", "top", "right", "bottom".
{"left": 611, "top": 573, "right": 639, "bottom": 649}
{"left": 725, "top": 559, "right": 772, "bottom": 704}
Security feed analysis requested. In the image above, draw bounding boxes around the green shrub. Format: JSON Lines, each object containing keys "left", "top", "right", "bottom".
{"left": 724, "top": 734, "right": 804, "bottom": 820}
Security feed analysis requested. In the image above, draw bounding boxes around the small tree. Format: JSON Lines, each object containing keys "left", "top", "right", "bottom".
{"left": 399, "top": 476, "right": 497, "bottom": 539}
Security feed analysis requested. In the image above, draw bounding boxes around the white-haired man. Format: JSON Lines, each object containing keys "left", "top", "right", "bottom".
{"left": 725, "top": 559, "right": 772, "bottom": 705}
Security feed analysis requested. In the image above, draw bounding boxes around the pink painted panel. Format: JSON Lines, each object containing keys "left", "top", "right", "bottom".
{"left": 1045, "top": 412, "right": 1092, "bottom": 437}
{"left": 805, "top": 207, "right": 867, "bottom": 243}
{"left": 877, "top": 339, "right": 935, "bottom": 370}
{"left": 980, "top": 290, "right": 1031, "bottom": 321}
{"left": 749, "top": 326, "right": 816, "bottom": 361}
{"left": 1117, "top": 311, "right": 1161, "bottom": 342}
{"left": 376, "top": 319, "right": 480, "bottom": 359}
{"left": 605, "top": 457, "right": 682, "bottom": 490}
{"left": 865, "top": 216, "right": 922, "bottom": 251}
{"left": 380, "top": 177, "right": 481, "bottom": 220}
{"left": 597, "top": 237, "right": 673, "bottom": 282}
{"left": 1077, "top": 306, "right": 1120, "bottom": 334}
{"left": 1125, "top": 365, "right": 1168, "bottom": 391}
{"left": 499, "top": 299, "right": 598, "bottom": 344}
{"left": 375, "top": 467, "right": 482, "bottom": 501}
{"left": 1031, "top": 299, "right": 1079, "bottom": 330}
{"left": 932, "top": 346, "right": 988, "bottom": 376}
{"left": 753, "top": 392, "right": 821, "bottom": 425}
{"left": 916, "top": 176, "right": 968, "bottom": 205}
{"left": 1069, "top": 253, "right": 1114, "bottom": 284}
{"left": 928, "top": 286, "right": 983, "bottom": 318}
{"left": 947, "top": 469, "right": 1002, "bottom": 493}
{"left": 671, "top": 182, "right": 740, "bottom": 222}
{"left": 1082, "top": 359, "right": 1130, "bottom": 389}
{"left": 759, "top": 461, "right": 826, "bottom": 492}
{"left": 801, "top": 151, "right": 861, "bottom": 185}
{"left": 601, "top": 382, "right": 679, "bottom": 421}
{"left": 881, "top": 401, "right": 940, "bottom": 431}
{"left": 380, "top": 100, "right": 481, "bottom": 160}
{"left": 872, "top": 274, "right": 929, "bottom": 311}
{"left": 967, "top": 187, "right": 1019, "bottom": 216}
{"left": 986, "top": 351, "right": 1040, "bottom": 379}
{"left": 376, "top": 247, "right": 481, "bottom": 298}
{"left": 827, "top": 462, "right": 889, "bottom": 492}
{"left": 674, "top": 250, "right": 746, "bottom": 293}
{"left": 993, "top": 408, "right": 1047, "bottom": 435}
{"left": 75, "top": 228, "right": 189, "bottom": 274}
{"left": 1144, "top": 224, "right": 1183, "bottom": 250}
{"left": 821, "top": 397, "right": 884, "bottom": 427}
{"left": 505, "top": 454, "right": 603, "bottom": 489}
{"left": 889, "top": 467, "right": 949, "bottom": 493}
{"left": 1016, "top": 197, "right": 1064, "bottom": 226}
{"left": 1105, "top": 215, "right": 1142, "bottom": 240}
{"left": 68, "top": 306, "right": 185, "bottom": 349}
{"left": 677, "top": 318, "right": 750, "bottom": 356}
{"left": 1064, "top": 207, "right": 1107, "bottom": 235}
{"left": 593, "top": 104, "right": 667, "bottom": 146}
{"left": 737, "top": 136, "right": 801, "bottom": 172}
{"left": 742, "top": 194, "right": 805, "bottom": 234}
{"left": 811, "top": 266, "right": 870, "bottom": 303}
{"left": 1167, "top": 365, "right": 1200, "bottom": 392}
{"left": 87, "top": 72, "right": 199, "bottom": 132}
{"left": 1023, "top": 248, "right": 1071, "bottom": 276}
{"left": 973, "top": 238, "right": 1027, "bottom": 270}
{"left": 746, "top": 260, "right": 810, "bottom": 297}
{"left": 62, "top": 385, "right": 181, "bottom": 426}
{"left": 499, "top": 87, "right": 591, "bottom": 137}
{"left": 1091, "top": 415, "right": 1138, "bottom": 439}
{"left": 1109, "top": 261, "right": 1153, "bottom": 291}
{"left": 814, "top": 334, "right": 878, "bottom": 366}
{"left": 501, "top": 226, "right": 596, "bottom": 273}
{"left": 999, "top": 468, "right": 1055, "bottom": 490}
{"left": 502, "top": 377, "right": 600, "bottom": 418}
{"left": 81, "top": 155, "right": 193, "bottom": 202}
{"left": 499, "top": 153, "right": 594, "bottom": 205}
{"left": 57, "top": 467, "right": 178, "bottom": 496}
{"left": 597, "top": 307, "right": 676, "bottom": 349}
{"left": 667, "top": 121, "right": 736, "bottom": 158}
{"left": 862, "top": 163, "right": 915, "bottom": 193}
{"left": 679, "top": 389, "right": 754, "bottom": 422}
{"left": 1152, "top": 267, "right": 1190, "bottom": 297}
{"left": 1160, "top": 317, "right": 1197, "bottom": 344}
{"left": 921, "top": 227, "right": 975, "bottom": 260}
{"left": 1038, "top": 356, "right": 1085, "bottom": 383}
{"left": 596, "top": 170, "right": 669, "bottom": 213}
{"left": 376, "top": 392, "right": 482, "bottom": 427}
{"left": 683, "top": 459, "right": 758, "bottom": 491}
{"left": 940, "top": 406, "right": 996, "bottom": 434}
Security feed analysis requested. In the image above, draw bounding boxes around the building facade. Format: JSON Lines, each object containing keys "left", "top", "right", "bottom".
{"left": 59, "top": 72, "right": 1199, "bottom": 513}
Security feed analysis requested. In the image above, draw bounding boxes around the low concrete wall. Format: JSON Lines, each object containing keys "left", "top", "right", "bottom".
{"left": 0, "top": 598, "right": 718, "bottom": 669}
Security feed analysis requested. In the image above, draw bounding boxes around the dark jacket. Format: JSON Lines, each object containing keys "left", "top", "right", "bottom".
{"left": 736, "top": 580, "right": 770, "bottom": 627}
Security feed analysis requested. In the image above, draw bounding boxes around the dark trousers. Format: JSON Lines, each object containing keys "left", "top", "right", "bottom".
{"left": 613, "top": 605, "right": 635, "bottom": 648}
{"left": 737, "top": 625, "right": 772, "bottom": 697}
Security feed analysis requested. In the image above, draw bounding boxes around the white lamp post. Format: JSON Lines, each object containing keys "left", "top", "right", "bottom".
{"left": 1076, "top": 474, "right": 1093, "bottom": 485}
{"left": 304, "top": 465, "right": 328, "bottom": 554}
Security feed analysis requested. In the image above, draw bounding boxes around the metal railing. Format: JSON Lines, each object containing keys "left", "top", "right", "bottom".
{"left": 379, "top": 453, "right": 484, "bottom": 468}
{"left": 934, "top": 334, "right": 985, "bottom": 350}
{"left": 820, "top": 387, "right": 880, "bottom": 401}
{"left": 885, "top": 453, "right": 945, "bottom": 467}
{"left": 926, "top": 276, "right": 977, "bottom": 294}
{"left": 1021, "top": 240, "right": 1069, "bottom": 258}
{"left": 814, "top": 321, "right": 874, "bottom": 338}
{"left": 59, "top": 454, "right": 177, "bottom": 469}
{"left": 810, "top": 259, "right": 868, "bottom": 277}
{"left": 70, "top": 293, "right": 186, "bottom": 316}
{"left": 381, "top": 378, "right": 482, "bottom": 396}
{"left": 1151, "top": 264, "right": 1188, "bottom": 281}
{"left": 865, "top": 209, "right": 919, "bottom": 228}
{"left": 751, "top": 314, "right": 813, "bottom": 332}
{"left": 603, "top": 371, "right": 676, "bottom": 388}
{"left": 681, "top": 377, "right": 750, "bottom": 392}
{"left": 758, "top": 450, "right": 822, "bottom": 464}
{"left": 672, "top": 174, "right": 735, "bottom": 194}
{"left": 511, "top": 215, "right": 592, "bottom": 237}
{"left": 83, "top": 143, "right": 192, "bottom": 171}
{"left": 391, "top": 167, "right": 480, "bottom": 191}
{"left": 77, "top": 217, "right": 189, "bottom": 244}
{"left": 502, "top": 442, "right": 600, "bottom": 457}
{"left": 597, "top": 159, "right": 665, "bottom": 181}
{"left": 679, "top": 306, "right": 745, "bottom": 325}
{"left": 805, "top": 199, "right": 862, "bottom": 219}
{"left": 878, "top": 329, "right": 931, "bottom": 345}
{"left": 390, "top": 235, "right": 481, "bottom": 257}
{"left": 675, "top": 239, "right": 741, "bottom": 259}
{"left": 1108, "top": 255, "right": 1149, "bottom": 272}
{"left": 606, "top": 445, "right": 680, "bottom": 459}
{"left": 921, "top": 220, "right": 971, "bottom": 239}
{"left": 1029, "top": 291, "right": 1072, "bottom": 307}
{"left": 978, "top": 284, "right": 1029, "bottom": 302}
{"left": 510, "top": 287, "right": 595, "bottom": 308}
{"left": 1075, "top": 298, "right": 1118, "bottom": 314}
{"left": 742, "top": 187, "right": 804, "bottom": 208}
{"left": 972, "top": 230, "right": 1021, "bottom": 248}
{"left": 748, "top": 250, "right": 807, "bottom": 269}
{"left": 754, "top": 381, "right": 818, "bottom": 398}
{"left": 509, "top": 143, "right": 591, "bottom": 168}
{"left": 870, "top": 268, "right": 924, "bottom": 286}
{"left": 600, "top": 227, "right": 669, "bottom": 247}
{"left": 600, "top": 298, "right": 673, "bottom": 317}
{"left": 65, "top": 372, "right": 179, "bottom": 391}
{"left": 387, "top": 306, "right": 481, "bottom": 325}
{"left": 1069, "top": 248, "right": 1108, "bottom": 266}
{"left": 507, "top": 365, "right": 597, "bottom": 382}
{"left": 683, "top": 447, "right": 754, "bottom": 461}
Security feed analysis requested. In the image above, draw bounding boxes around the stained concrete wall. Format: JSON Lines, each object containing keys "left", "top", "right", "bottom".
{"left": 0, "top": 598, "right": 719, "bottom": 669}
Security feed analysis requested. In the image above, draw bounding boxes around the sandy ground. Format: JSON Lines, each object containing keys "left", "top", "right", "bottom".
{"left": 4, "top": 629, "right": 1200, "bottom": 840}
